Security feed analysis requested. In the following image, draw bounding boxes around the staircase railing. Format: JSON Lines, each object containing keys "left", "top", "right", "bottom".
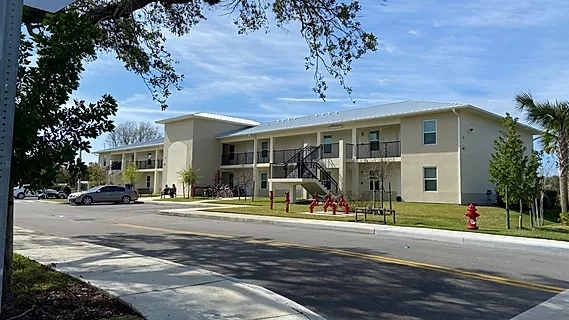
{"left": 305, "top": 161, "right": 338, "bottom": 193}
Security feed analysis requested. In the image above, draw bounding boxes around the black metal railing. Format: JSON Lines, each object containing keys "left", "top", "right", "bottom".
{"left": 134, "top": 160, "right": 160, "bottom": 170}
{"left": 257, "top": 150, "right": 270, "bottom": 163}
{"left": 221, "top": 152, "right": 254, "bottom": 165}
{"left": 157, "top": 159, "right": 163, "bottom": 168}
{"left": 110, "top": 161, "right": 122, "bottom": 170}
{"left": 273, "top": 148, "right": 302, "bottom": 163}
{"left": 321, "top": 142, "right": 340, "bottom": 159}
{"left": 356, "top": 141, "right": 401, "bottom": 158}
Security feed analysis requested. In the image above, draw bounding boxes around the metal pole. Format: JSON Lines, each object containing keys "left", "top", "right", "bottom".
{"left": 0, "top": 0, "right": 24, "bottom": 312}
{"left": 77, "top": 150, "right": 82, "bottom": 191}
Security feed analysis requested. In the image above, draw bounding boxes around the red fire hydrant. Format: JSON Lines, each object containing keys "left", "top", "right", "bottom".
{"left": 309, "top": 193, "right": 318, "bottom": 213}
{"left": 284, "top": 191, "right": 290, "bottom": 213}
{"left": 269, "top": 191, "right": 274, "bottom": 210}
{"left": 331, "top": 200, "right": 337, "bottom": 215}
{"left": 322, "top": 193, "right": 332, "bottom": 212}
{"left": 465, "top": 203, "right": 480, "bottom": 230}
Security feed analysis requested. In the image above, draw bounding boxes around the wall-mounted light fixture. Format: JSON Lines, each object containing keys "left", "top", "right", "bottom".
{"left": 328, "top": 124, "right": 343, "bottom": 129}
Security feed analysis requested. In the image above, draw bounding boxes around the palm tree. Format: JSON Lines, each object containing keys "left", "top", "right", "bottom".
{"left": 515, "top": 92, "right": 569, "bottom": 212}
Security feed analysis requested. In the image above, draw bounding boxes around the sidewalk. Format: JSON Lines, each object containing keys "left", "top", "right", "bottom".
{"left": 511, "top": 289, "right": 569, "bottom": 320}
{"left": 157, "top": 208, "right": 569, "bottom": 253}
{"left": 14, "top": 226, "right": 326, "bottom": 320}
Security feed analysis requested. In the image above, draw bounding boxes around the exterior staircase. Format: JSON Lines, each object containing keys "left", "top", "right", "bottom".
{"left": 279, "top": 145, "right": 338, "bottom": 198}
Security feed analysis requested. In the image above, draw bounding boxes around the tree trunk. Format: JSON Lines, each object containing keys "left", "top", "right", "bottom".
{"left": 557, "top": 139, "right": 569, "bottom": 212}
{"left": 2, "top": 189, "right": 14, "bottom": 302}
{"left": 539, "top": 191, "right": 545, "bottom": 226}
{"left": 529, "top": 201, "right": 534, "bottom": 228}
{"left": 518, "top": 199, "right": 523, "bottom": 229}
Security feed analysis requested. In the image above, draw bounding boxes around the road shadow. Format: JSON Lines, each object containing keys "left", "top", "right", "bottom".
{"left": 74, "top": 231, "right": 560, "bottom": 320}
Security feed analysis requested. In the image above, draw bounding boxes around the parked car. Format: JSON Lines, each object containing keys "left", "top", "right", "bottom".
{"left": 67, "top": 185, "right": 139, "bottom": 205}
{"left": 37, "top": 189, "right": 67, "bottom": 200}
{"left": 13, "top": 185, "right": 37, "bottom": 199}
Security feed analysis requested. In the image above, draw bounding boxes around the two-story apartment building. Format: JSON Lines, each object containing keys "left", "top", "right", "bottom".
{"left": 94, "top": 100, "right": 538, "bottom": 204}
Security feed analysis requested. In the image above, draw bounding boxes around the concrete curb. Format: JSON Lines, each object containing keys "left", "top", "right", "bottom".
{"left": 157, "top": 209, "right": 569, "bottom": 253}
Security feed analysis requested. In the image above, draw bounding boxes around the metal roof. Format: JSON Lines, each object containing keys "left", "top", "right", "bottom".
{"left": 215, "top": 100, "right": 466, "bottom": 138}
{"left": 93, "top": 137, "right": 164, "bottom": 154}
{"left": 156, "top": 112, "right": 259, "bottom": 126}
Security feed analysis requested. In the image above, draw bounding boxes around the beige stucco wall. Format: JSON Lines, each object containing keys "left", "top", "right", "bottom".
{"left": 355, "top": 124, "right": 400, "bottom": 144}
{"left": 459, "top": 109, "right": 535, "bottom": 205}
{"left": 400, "top": 111, "right": 459, "bottom": 203}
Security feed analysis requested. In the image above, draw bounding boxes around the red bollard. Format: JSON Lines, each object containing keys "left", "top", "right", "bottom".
{"left": 284, "top": 191, "right": 290, "bottom": 213}
{"left": 465, "top": 203, "right": 480, "bottom": 230}
{"left": 309, "top": 194, "right": 318, "bottom": 213}
{"left": 269, "top": 191, "right": 274, "bottom": 210}
{"left": 344, "top": 202, "right": 350, "bottom": 214}
{"left": 323, "top": 194, "right": 332, "bottom": 212}
{"left": 331, "top": 201, "right": 337, "bottom": 215}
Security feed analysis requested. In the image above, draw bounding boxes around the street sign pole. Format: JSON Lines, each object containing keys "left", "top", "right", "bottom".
{"left": 0, "top": 0, "right": 24, "bottom": 311}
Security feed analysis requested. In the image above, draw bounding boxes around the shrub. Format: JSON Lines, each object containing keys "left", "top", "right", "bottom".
{"left": 558, "top": 212, "right": 569, "bottom": 226}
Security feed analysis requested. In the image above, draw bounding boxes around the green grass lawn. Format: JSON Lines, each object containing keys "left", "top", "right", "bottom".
{"left": 205, "top": 197, "right": 569, "bottom": 241}
{"left": 1, "top": 254, "right": 143, "bottom": 320}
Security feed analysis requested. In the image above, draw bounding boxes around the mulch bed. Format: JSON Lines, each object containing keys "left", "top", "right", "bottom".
{"left": 0, "top": 254, "right": 142, "bottom": 320}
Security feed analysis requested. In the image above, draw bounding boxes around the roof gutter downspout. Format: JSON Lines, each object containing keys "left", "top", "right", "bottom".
{"left": 452, "top": 108, "right": 463, "bottom": 205}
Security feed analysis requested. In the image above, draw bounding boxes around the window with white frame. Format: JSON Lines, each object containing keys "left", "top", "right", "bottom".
{"left": 146, "top": 175, "right": 151, "bottom": 188}
{"left": 423, "top": 120, "right": 437, "bottom": 145}
{"left": 369, "top": 170, "right": 380, "bottom": 191}
{"left": 260, "top": 172, "right": 268, "bottom": 189}
{"left": 369, "top": 131, "right": 380, "bottom": 151}
{"left": 323, "top": 135, "right": 332, "bottom": 154}
{"left": 423, "top": 167, "right": 437, "bottom": 192}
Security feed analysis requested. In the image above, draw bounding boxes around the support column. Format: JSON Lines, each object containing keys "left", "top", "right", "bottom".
{"left": 121, "top": 153, "right": 126, "bottom": 171}
{"left": 338, "top": 140, "right": 346, "bottom": 193}
{"left": 302, "top": 142, "right": 308, "bottom": 200}
{"left": 290, "top": 185, "right": 297, "bottom": 204}
{"left": 155, "top": 149, "right": 159, "bottom": 169}
{"left": 153, "top": 171, "right": 159, "bottom": 194}
{"left": 252, "top": 138, "right": 259, "bottom": 197}
{"left": 269, "top": 137, "right": 274, "bottom": 163}
{"left": 351, "top": 127, "right": 358, "bottom": 159}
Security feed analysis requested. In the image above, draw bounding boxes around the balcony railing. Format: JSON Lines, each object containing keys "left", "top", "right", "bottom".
{"left": 132, "top": 160, "right": 162, "bottom": 169}
{"left": 157, "top": 159, "right": 163, "bottom": 168}
{"left": 257, "top": 150, "right": 270, "bottom": 163}
{"left": 345, "top": 143, "right": 354, "bottom": 158}
{"left": 221, "top": 152, "right": 254, "bottom": 165}
{"left": 273, "top": 148, "right": 302, "bottom": 164}
{"left": 321, "top": 143, "right": 340, "bottom": 159}
{"left": 356, "top": 141, "right": 401, "bottom": 158}
{"left": 110, "top": 161, "right": 122, "bottom": 170}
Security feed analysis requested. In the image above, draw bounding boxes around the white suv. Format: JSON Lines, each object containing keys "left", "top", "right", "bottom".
{"left": 13, "top": 185, "right": 38, "bottom": 199}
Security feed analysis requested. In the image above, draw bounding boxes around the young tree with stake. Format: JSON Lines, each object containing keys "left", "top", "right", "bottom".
{"left": 122, "top": 162, "right": 142, "bottom": 188}
{"left": 177, "top": 166, "right": 200, "bottom": 198}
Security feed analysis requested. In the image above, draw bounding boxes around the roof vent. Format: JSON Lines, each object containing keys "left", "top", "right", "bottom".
{"left": 321, "top": 113, "right": 325, "bottom": 116}
{"left": 315, "top": 114, "right": 318, "bottom": 117}
{"left": 335, "top": 111, "right": 339, "bottom": 114}
{"left": 328, "top": 112, "right": 331, "bottom": 115}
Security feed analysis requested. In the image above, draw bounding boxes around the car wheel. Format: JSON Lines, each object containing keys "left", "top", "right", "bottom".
{"left": 121, "top": 195, "right": 131, "bottom": 204}
{"left": 16, "top": 193, "right": 25, "bottom": 199}
{"left": 81, "top": 196, "right": 93, "bottom": 205}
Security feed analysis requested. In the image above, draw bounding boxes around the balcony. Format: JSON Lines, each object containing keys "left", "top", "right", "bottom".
{"left": 356, "top": 141, "right": 401, "bottom": 159}
{"left": 110, "top": 161, "right": 122, "bottom": 170}
{"left": 273, "top": 148, "right": 302, "bottom": 164}
{"left": 157, "top": 159, "right": 163, "bottom": 168}
{"left": 257, "top": 150, "right": 270, "bottom": 164}
{"left": 321, "top": 143, "right": 340, "bottom": 159}
{"left": 221, "top": 152, "right": 254, "bottom": 165}
{"left": 125, "top": 160, "right": 163, "bottom": 170}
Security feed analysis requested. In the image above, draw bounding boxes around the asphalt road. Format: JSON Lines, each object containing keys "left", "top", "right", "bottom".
{"left": 13, "top": 200, "right": 569, "bottom": 320}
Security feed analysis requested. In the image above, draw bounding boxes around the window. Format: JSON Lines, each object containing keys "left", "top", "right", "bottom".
{"left": 423, "top": 167, "right": 438, "bottom": 192}
{"left": 423, "top": 120, "right": 437, "bottom": 145}
{"left": 146, "top": 175, "right": 151, "bottom": 188}
{"left": 261, "top": 141, "right": 268, "bottom": 158}
{"left": 260, "top": 172, "right": 268, "bottom": 189}
{"left": 369, "top": 131, "right": 380, "bottom": 151}
{"left": 369, "top": 170, "right": 380, "bottom": 191}
{"left": 323, "top": 135, "right": 332, "bottom": 154}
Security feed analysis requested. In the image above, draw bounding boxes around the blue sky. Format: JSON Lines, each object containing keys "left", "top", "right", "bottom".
{"left": 74, "top": 0, "right": 568, "bottom": 165}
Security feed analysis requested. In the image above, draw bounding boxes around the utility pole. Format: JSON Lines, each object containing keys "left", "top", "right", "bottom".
{"left": 0, "top": 0, "right": 77, "bottom": 313}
